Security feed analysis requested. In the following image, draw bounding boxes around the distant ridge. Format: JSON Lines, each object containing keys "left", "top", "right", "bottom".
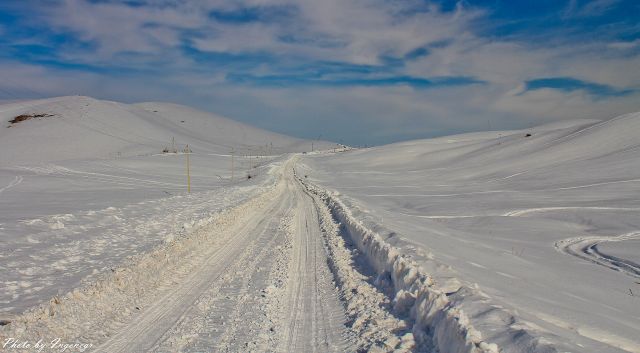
{"left": 0, "top": 96, "right": 334, "bottom": 165}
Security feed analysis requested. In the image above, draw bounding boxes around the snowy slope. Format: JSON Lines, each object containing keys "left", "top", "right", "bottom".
{"left": 302, "top": 113, "right": 640, "bottom": 353}
{"left": 0, "top": 96, "right": 329, "bottom": 165}
{"left": 0, "top": 96, "right": 330, "bottom": 317}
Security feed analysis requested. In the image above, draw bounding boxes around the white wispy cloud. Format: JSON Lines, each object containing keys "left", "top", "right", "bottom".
{"left": 1, "top": 0, "right": 639, "bottom": 144}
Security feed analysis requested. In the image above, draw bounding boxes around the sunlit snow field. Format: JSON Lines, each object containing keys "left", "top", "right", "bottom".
{"left": 302, "top": 115, "right": 640, "bottom": 353}
{"left": 1, "top": 96, "right": 639, "bottom": 352}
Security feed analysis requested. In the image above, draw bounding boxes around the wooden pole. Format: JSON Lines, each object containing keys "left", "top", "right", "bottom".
{"left": 185, "top": 144, "right": 191, "bottom": 193}
{"left": 231, "top": 147, "right": 234, "bottom": 181}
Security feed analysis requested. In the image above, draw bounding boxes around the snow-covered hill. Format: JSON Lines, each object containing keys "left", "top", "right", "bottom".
{"left": 302, "top": 112, "right": 640, "bottom": 353}
{"left": 0, "top": 96, "right": 328, "bottom": 165}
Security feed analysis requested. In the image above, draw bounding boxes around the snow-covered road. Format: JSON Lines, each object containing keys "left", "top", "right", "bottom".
{"left": 3, "top": 156, "right": 419, "bottom": 352}
{"left": 94, "top": 157, "right": 352, "bottom": 353}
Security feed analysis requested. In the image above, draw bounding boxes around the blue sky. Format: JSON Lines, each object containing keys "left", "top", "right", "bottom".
{"left": 0, "top": 0, "right": 639, "bottom": 145}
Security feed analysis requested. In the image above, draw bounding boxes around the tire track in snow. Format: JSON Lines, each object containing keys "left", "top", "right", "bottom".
{"left": 90, "top": 157, "right": 352, "bottom": 352}
{"left": 15, "top": 165, "right": 185, "bottom": 188}
{"left": 295, "top": 166, "right": 421, "bottom": 352}
{"left": 93, "top": 183, "right": 291, "bottom": 353}
{"left": 151, "top": 192, "right": 294, "bottom": 353}
{"left": 555, "top": 231, "right": 640, "bottom": 278}
{"left": 504, "top": 206, "right": 640, "bottom": 217}
{"left": 202, "top": 198, "right": 295, "bottom": 351}
{"left": 361, "top": 178, "right": 640, "bottom": 198}
{"left": 387, "top": 206, "right": 640, "bottom": 220}
{"left": 279, "top": 176, "right": 349, "bottom": 353}
{"left": 0, "top": 175, "right": 22, "bottom": 195}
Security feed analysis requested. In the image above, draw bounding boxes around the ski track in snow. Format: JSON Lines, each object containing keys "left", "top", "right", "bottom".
{"left": 555, "top": 232, "right": 640, "bottom": 279}
{"left": 0, "top": 175, "right": 22, "bottom": 195}
{"left": 15, "top": 164, "right": 186, "bottom": 188}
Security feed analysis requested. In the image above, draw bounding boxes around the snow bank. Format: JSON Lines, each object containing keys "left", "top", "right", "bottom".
{"left": 306, "top": 179, "right": 416, "bottom": 352}
{"left": 299, "top": 174, "right": 564, "bottom": 353}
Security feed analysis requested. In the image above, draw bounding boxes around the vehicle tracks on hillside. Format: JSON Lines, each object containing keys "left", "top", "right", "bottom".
{"left": 555, "top": 231, "right": 640, "bottom": 279}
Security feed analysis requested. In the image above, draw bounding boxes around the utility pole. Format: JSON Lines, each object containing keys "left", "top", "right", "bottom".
{"left": 184, "top": 144, "right": 191, "bottom": 193}
{"left": 172, "top": 136, "right": 176, "bottom": 153}
{"left": 231, "top": 147, "right": 235, "bottom": 181}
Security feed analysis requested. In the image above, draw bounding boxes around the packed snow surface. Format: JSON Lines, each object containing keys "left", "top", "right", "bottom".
{"left": 302, "top": 112, "right": 640, "bottom": 353}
